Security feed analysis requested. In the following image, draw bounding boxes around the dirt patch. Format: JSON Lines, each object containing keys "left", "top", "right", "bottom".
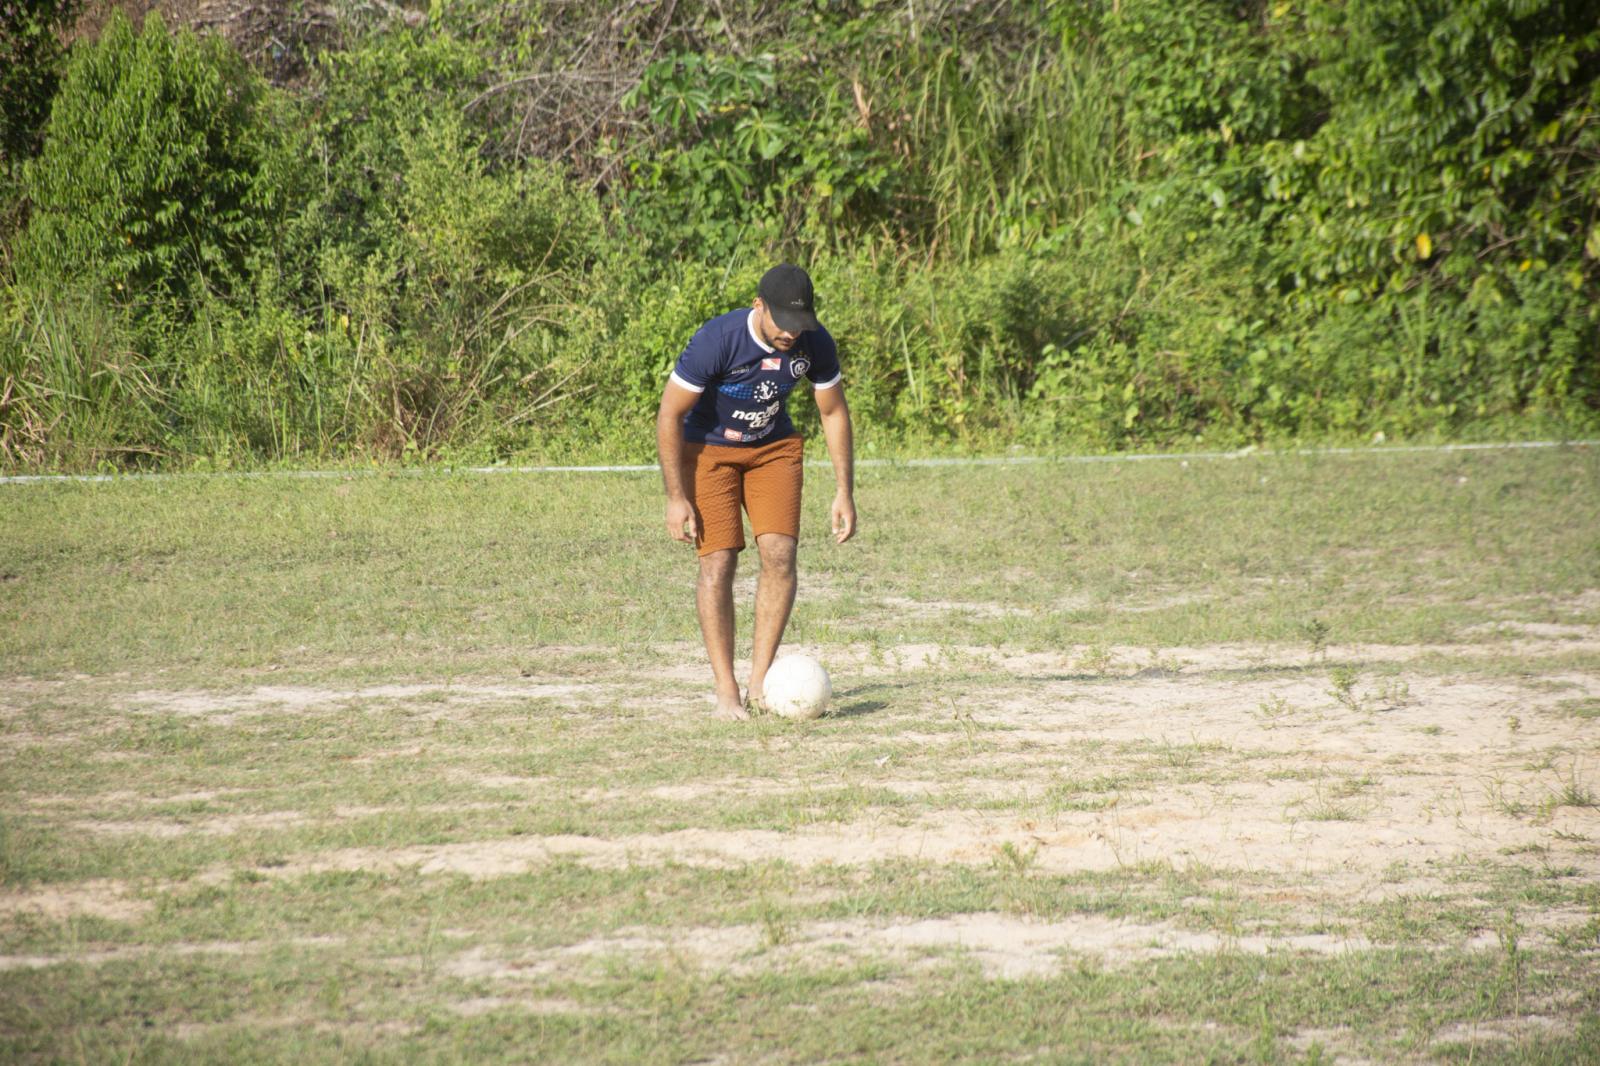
{"left": 579, "top": 778, "right": 803, "bottom": 803}
{"left": 815, "top": 635, "right": 1600, "bottom": 681}
{"left": 125, "top": 679, "right": 603, "bottom": 722}
{"left": 0, "top": 948, "right": 133, "bottom": 970}
{"left": 1464, "top": 621, "right": 1599, "bottom": 640}
{"left": 250, "top": 791, "right": 1596, "bottom": 910}
{"left": 67, "top": 803, "right": 514, "bottom": 839}
{"left": 24, "top": 789, "right": 142, "bottom": 809}
{"left": 74, "top": 811, "right": 311, "bottom": 837}
{"left": 0, "top": 935, "right": 344, "bottom": 972}
{"left": 170, "top": 1015, "right": 421, "bottom": 1043}
{"left": 520, "top": 633, "right": 1600, "bottom": 694}
{"left": 0, "top": 940, "right": 245, "bottom": 971}
{"left": 875, "top": 596, "right": 1040, "bottom": 620}
{"left": 452, "top": 771, "right": 559, "bottom": 791}
{"left": 448, "top": 995, "right": 594, "bottom": 1017}
{"left": 0, "top": 880, "right": 151, "bottom": 924}
{"left": 439, "top": 910, "right": 1538, "bottom": 982}
{"left": 7, "top": 633, "right": 1596, "bottom": 1002}
{"left": 1283, "top": 1027, "right": 1377, "bottom": 1066}
{"left": 125, "top": 634, "right": 1592, "bottom": 916}
{"left": 1430, "top": 1014, "right": 1576, "bottom": 1049}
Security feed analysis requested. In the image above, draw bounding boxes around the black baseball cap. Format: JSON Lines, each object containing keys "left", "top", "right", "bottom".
{"left": 758, "top": 263, "right": 821, "bottom": 333}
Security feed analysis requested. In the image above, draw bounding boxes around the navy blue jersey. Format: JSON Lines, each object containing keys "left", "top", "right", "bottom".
{"left": 670, "top": 309, "right": 842, "bottom": 445}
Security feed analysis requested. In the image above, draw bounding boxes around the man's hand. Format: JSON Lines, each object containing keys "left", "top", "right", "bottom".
{"left": 666, "top": 496, "right": 700, "bottom": 545}
{"left": 658, "top": 380, "right": 702, "bottom": 545}
{"left": 831, "top": 492, "right": 857, "bottom": 544}
{"left": 814, "top": 382, "right": 855, "bottom": 546}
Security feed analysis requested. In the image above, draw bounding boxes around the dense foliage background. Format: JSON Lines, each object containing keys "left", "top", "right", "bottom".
{"left": 2, "top": 0, "right": 1597, "bottom": 469}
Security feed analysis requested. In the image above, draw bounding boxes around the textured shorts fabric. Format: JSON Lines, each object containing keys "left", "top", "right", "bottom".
{"left": 683, "top": 434, "right": 804, "bottom": 556}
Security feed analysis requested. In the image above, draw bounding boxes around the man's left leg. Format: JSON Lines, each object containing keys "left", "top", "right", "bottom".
{"left": 747, "top": 532, "right": 797, "bottom": 705}
{"left": 741, "top": 436, "right": 805, "bottom": 708}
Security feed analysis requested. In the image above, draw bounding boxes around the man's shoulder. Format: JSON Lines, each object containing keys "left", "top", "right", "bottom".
{"left": 805, "top": 323, "right": 837, "bottom": 352}
{"left": 680, "top": 309, "right": 752, "bottom": 373}
{"left": 700, "top": 310, "right": 763, "bottom": 363}
{"left": 700, "top": 308, "right": 752, "bottom": 339}
{"left": 798, "top": 324, "right": 839, "bottom": 368}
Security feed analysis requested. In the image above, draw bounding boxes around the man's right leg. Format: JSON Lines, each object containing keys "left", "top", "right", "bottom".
{"left": 697, "top": 549, "right": 747, "bottom": 720}
{"left": 685, "top": 442, "right": 748, "bottom": 720}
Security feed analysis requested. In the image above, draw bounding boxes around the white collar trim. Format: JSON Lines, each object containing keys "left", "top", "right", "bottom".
{"left": 746, "top": 309, "right": 774, "bottom": 354}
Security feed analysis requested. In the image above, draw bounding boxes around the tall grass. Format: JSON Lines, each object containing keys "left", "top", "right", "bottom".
{"left": 0, "top": 286, "right": 167, "bottom": 469}
{"left": 886, "top": 40, "right": 1133, "bottom": 258}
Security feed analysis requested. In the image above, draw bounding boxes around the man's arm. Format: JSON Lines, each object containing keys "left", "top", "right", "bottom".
{"left": 657, "top": 381, "right": 702, "bottom": 544}
{"left": 813, "top": 383, "right": 856, "bottom": 544}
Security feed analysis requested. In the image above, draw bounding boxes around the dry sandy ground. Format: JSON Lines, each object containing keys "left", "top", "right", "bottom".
{"left": 3, "top": 628, "right": 1598, "bottom": 1057}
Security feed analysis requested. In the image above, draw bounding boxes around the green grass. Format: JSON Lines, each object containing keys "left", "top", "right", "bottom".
{"left": 3, "top": 940, "right": 1595, "bottom": 1064}
{"left": 2, "top": 447, "right": 1597, "bottom": 680}
{"left": 2, "top": 446, "right": 1598, "bottom": 1063}
{"left": 1555, "top": 698, "right": 1600, "bottom": 720}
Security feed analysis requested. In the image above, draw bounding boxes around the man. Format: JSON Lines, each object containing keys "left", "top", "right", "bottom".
{"left": 656, "top": 263, "right": 857, "bottom": 720}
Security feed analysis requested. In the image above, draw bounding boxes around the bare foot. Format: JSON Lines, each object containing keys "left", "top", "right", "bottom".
{"left": 745, "top": 688, "right": 768, "bottom": 715}
{"left": 712, "top": 692, "right": 750, "bottom": 721}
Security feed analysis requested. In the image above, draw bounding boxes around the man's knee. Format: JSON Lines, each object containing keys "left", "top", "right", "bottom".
{"left": 698, "top": 548, "right": 738, "bottom": 588}
{"left": 756, "top": 533, "right": 797, "bottom": 578}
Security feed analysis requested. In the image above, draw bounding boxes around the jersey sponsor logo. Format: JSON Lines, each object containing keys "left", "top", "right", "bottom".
{"left": 720, "top": 421, "right": 776, "bottom": 443}
{"left": 762, "top": 357, "right": 781, "bottom": 370}
{"left": 731, "top": 401, "right": 782, "bottom": 428}
{"left": 726, "top": 364, "right": 752, "bottom": 377}
{"left": 790, "top": 357, "right": 810, "bottom": 379}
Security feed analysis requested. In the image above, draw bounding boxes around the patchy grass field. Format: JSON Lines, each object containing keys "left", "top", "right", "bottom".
{"left": 3, "top": 446, "right": 1599, "bottom": 1063}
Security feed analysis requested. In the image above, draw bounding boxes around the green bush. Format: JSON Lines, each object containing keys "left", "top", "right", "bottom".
{"left": 619, "top": 49, "right": 892, "bottom": 259}
{"left": 0, "top": 0, "right": 79, "bottom": 167}
{"left": 1088, "top": 0, "right": 1600, "bottom": 444}
{"left": 16, "top": 12, "right": 295, "bottom": 310}
{"left": 3, "top": 0, "right": 1598, "bottom": 471}
{"left": 321, "top": 112, "right": 604, "bottom": 456}
{"left": 1, "top": 0, "right": 81, "bottom": 264}
{"left": 296, "top": 29, "right": 489, "bottom": 262}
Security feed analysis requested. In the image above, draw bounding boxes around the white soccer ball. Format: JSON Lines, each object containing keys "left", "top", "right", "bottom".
{"left": 763, "top": 654, "right": 832, "bottom": 720}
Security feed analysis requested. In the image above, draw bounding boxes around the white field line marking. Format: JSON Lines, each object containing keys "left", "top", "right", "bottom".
{"left": 0, "top": 439, "right": 1593, "bottom": 486}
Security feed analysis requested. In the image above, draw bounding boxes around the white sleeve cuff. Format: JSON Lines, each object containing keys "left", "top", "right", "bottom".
{"left": 811, "top": 372, "right": 842, "bottom": 390}
{"left": 668, "top": 371, "right": 705, "bottom": 393}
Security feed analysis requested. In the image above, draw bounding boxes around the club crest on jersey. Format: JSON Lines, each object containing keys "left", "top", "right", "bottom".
{"left": 753, "top": 380, "right": 779, "bottom": 403}
{"left": 762, "top": 357, "right": 781, "bottom": 370}
{"left": 790, "top": 357, "right": 810, "bottom": 379}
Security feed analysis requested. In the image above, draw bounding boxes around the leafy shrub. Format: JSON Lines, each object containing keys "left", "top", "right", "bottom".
{"left": 1, "top": 0, "right": 80, "bottom": 165}
{"left": 1105, "top": 0, "right": 1322, "bottom": 151}
{"left": 3, "top": 1, "right": 1599, "bottom": 470}
{"left": 1275, "top": 0, "right": 1600, "bottom": 284}
{"left": 1092, "top": 0, "right": 1600, "bottom": 444}
{"left": 1, "top": 0, "right": 81, "bottom": 262}
{"left": 320, "top": 113, "right": 604, "bottom": 456}
{"left": 619, "top": 49, "right": 892, "bottom": 258}
{"left": 297, "top": 28, "right": 489, "bottom": 262}
{"left": 17, "top": 12, "right": 295, "bottom": 310}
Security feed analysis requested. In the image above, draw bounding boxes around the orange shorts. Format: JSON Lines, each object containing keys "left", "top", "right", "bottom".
{"left": 683, "top": 434, "right": 804, "bottom": 556}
